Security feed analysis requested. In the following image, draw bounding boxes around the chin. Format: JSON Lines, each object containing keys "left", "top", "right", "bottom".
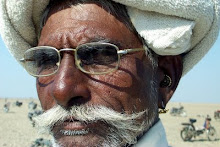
{"left": 51, "top": 134, "right": 107, "bottom": 147}
{"left": 51, "top": 124, "right": 120, "bottom": 147}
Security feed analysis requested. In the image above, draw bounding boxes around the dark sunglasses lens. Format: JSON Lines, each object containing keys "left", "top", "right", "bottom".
{"left": 24, "top": 48, "right": 59, "bottom": 76}
{"left": 77, "top": 43, "right": 119, "bottom": 73}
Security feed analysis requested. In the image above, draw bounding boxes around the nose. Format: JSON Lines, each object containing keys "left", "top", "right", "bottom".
{"left": 51, "top": 53, "right": 91, "bottom": 108}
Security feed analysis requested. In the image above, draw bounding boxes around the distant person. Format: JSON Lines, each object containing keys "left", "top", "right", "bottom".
{"left": 3, "top": 99, "right": 10, "bottom": 113}
{"left": 0, "top": 0, "right": 219, "bottom": 146}
{"left": 204, "top": 115, "right": 211, "bottom": 130}
{"left": 3, "top": 103, "right": 9, "bottom": 113}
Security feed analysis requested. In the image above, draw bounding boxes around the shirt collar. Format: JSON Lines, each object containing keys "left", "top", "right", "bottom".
{"left": 135, "top": 120, "right": 169, "bottom": 147}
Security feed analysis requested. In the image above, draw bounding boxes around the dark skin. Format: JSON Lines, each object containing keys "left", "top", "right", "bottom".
{"left": 37, "top": 2, "right": 182, "bottom": 146}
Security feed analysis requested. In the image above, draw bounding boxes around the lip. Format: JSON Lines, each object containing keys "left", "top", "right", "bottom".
{"left": 53, "top": 117, "right": 89, "bottom": 131}
{"left": 52, "top": 118, "right": 94, "bottom": 136}
{"left": 61, "top": 121, "right": 88, "bottom": 130}
{"left": 52, "top": 118, "right": 109, "bottom": 138}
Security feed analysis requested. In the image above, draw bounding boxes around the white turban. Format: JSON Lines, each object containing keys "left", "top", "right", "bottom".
{"left": 0, "top": 0, "right": 219, "bottom": 76}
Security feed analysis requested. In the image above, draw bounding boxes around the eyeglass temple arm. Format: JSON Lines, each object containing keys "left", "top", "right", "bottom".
{"left": 118, "top": 48, "right": 145, "bottom": 56}
{"left": 20, "top": 58, "right": 25, "bottom": 63}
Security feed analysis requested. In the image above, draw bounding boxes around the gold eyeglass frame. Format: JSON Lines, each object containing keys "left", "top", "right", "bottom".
{"left": 20, "top": 42, "right": 145, "bottom": 77}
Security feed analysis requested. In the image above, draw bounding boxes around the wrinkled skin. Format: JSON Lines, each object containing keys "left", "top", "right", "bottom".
{"left": 37, "top": 1, "right": 182, "bottom": 147}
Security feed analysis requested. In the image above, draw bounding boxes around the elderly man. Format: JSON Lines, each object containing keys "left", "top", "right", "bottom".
{"left": 0, "top": 0, "right": 219, "bottom": 146}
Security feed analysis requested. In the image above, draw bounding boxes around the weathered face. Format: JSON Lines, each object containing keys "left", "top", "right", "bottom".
{"left": 37, "top": 2, "right": 159, "bottom": 147}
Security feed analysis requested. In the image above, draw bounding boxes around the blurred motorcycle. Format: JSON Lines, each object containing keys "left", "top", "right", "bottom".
{"left": 180, "top": 118, "right": 216, "bottom": 141}
{"left": 170, "top": 105, "right": 187, "bottom": 117}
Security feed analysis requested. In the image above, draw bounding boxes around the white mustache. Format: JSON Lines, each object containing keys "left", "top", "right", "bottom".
{"left": 34, "top": 104, "right": 147, "bottom": 131}
{"left": 33, "top": 104, "right": 150, "bottom": 145}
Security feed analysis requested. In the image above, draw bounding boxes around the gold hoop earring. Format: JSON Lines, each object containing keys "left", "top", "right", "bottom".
{"left": 158, "top": 101, "right": 169, "bottom": 114}
{"left": 160, "top": 75, "right": 172, "bottom": 88}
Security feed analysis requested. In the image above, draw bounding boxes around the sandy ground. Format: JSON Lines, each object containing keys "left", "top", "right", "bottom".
{"left": 160, "top": 102, "right": 220, "bottom": 147}
{"left": 0, "top": 98, "right": 219, "bottom": 147}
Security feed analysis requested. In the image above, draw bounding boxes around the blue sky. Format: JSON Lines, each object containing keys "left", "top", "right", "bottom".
{"left": 0, "top": 35, "right": 219, "bottom": 103}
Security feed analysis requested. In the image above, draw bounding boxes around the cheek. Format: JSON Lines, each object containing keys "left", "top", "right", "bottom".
{"left": 88, "top": 55, "right": 154, "bottom": 112}
{"left": 36, "top": 77, "right": 56, "bottom": 110}
{"left": 88, "top": 58, "right": 137, "bottom": 96}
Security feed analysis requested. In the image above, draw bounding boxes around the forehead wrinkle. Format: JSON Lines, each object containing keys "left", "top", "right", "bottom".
{"left": 39, "top": 26, "right": 90, "bottom": 48}
{"left": 40, "top": 3, "right": 141, "bottom": 49}
{"left": 41, "top": 26, "right": 125, "bottom": 49}
{"left": 61, "top": 32, "right": 71, "bottom": 49}
{"left": 40, "top": 34, "right": 127, "bottom": 54}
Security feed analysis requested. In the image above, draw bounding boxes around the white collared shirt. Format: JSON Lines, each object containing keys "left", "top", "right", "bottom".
{"left": 135, "top": 120, "right": 169, "bottom": 147}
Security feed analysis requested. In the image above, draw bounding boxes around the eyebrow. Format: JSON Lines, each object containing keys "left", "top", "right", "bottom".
{"left": 88, "top": 37, "right": 123, "bottom": 49}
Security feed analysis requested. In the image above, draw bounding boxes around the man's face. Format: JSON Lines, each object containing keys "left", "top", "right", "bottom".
{"left": 37, "top": 2, "right": 159, "bottom": 147}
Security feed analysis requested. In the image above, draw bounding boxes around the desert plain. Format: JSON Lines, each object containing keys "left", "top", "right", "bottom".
{"left": 0, "top": 98, "right": 219, "bottom": 147}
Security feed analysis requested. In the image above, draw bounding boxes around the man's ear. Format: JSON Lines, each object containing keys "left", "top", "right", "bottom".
{"left": 157, "top": 55, "right": 183, "bottom": 108}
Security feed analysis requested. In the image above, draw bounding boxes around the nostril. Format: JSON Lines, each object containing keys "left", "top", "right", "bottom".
{"left": 66, "top": 96, "right": 90, "bottom": 108}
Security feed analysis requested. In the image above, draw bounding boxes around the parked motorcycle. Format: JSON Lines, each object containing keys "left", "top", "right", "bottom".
{"left": 180, "top": 118, "right": 216, "bottom": 141}
{"left": 170, "top": 105, "right": 187, "bottom": 117}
